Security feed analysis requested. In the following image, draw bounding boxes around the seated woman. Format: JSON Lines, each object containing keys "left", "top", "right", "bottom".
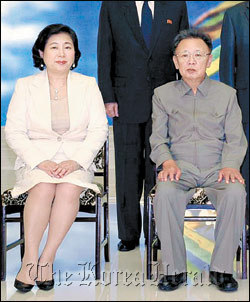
{"left": 5, "top": 23, "right": 108, "bottom": 292}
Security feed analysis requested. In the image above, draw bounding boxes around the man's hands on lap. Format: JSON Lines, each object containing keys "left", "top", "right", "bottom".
{"left": 158, "top": 160, "right": 182, "bottom": 182}
{"left": 157, "top": 162, "right": 244, "bottom": 185}
{"left": 218, "top": 167, "right": 245, "bottom": 184}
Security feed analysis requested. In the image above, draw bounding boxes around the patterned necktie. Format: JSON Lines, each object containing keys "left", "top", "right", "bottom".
{"left": 141, "top": 1, "right": 153, "bottom": 49}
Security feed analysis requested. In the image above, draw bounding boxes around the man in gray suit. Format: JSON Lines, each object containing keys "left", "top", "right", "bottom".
{"left": 150, "top": 29, "right": 247, "bottom": 292}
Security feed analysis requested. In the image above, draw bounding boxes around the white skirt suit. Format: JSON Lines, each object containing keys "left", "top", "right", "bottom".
{"left": 5, "top": 70, "right": 108, "bottom": 197}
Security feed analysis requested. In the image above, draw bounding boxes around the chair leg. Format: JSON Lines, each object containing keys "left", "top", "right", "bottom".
{"left": 95, "top": 195, "right": 102, "bottom": 280}
{"left": 104, "top": 201, "right": 110, "bottom": 262}
{"left": 236, "top": 246, "right": 241, "bottom": 262}
{"left": 147, "top": 195, "right": 152, "bottom": 280}
{"left": 1, "top": 206, "right": 7, "bottom": 281}
{"left": 152, "top": 209, "right": 158, "bottom": 262}
{"left": 153, "top": 241, "right": 158, "bottom": 262}
{"left": 242, "top": 221, "right": 247, "bottom": 279}
{"left": 20, "top": 211, "right": 24, "bottom": 259}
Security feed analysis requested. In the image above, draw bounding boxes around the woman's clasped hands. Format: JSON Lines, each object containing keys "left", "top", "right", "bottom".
{"left": 38, "top": 160, "right": 80, "bottom": 178}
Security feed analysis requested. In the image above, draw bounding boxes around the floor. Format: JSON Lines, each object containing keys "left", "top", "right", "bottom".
{"left": 1, "top": 126, "right": 249, "bottom": 301}
{"left": 1, "top": 203, "right": 249, "bottom": 301}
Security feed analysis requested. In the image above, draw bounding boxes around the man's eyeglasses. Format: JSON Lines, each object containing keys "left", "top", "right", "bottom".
{"left": 174, "top": 51, "right": 211, "bottom": 62}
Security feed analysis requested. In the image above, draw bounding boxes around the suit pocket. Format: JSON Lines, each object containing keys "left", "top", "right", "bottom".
{"left": 210, "top": 110, "right": 226, "bottom": 130}
{"left": 168, "top": 108, "right": 180, "bottom": 128}
{"left": 212, "top": 111, "right": 225, "bottom": 118}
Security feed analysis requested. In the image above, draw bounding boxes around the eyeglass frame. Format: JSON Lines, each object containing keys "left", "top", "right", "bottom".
{"left": 174, "top": 51, "right": 211, "bottom": 62}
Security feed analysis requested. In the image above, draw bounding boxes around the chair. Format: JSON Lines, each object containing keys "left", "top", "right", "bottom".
{"left": 146, "top": 186, "right": 247, "bottom": 280}
{"left": 1, "top": 140, "right": 109, "bottom": 281}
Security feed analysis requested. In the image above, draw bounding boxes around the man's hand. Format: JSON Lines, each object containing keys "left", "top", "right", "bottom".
{"left": 37, "top": 160, "right": 59, "bottom": 177}
{"left": 218, "top": 167, "right": 245, "bottom": 184}
{"left": 53, "top": 160, "right": 80, "bottom": 178}
{"left": 105, "top": 103, "right": 119, "bottom": 118}
{"left": 158, "top": 159, "right": 181, "bottom": 182}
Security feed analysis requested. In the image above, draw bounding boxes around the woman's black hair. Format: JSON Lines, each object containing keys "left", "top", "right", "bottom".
{"left": 32, "top": 24, "right": 81, "bottom": 70}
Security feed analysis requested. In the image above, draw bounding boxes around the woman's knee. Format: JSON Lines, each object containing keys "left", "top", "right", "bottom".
{"left": 55, "top": 183, "right": 83, "bottom": 202}
{"left": 28, "top": 183, "right": 56, "bottom": 200}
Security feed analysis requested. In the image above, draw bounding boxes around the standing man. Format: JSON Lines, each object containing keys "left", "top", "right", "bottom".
{"left": 97, "top": 1, "right": 189, "bottom": 251}
{"left": 219, "top": 1, "right": 249, "bottom": 244}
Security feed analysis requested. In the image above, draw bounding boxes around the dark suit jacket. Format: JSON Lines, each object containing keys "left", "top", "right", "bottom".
{"left": 219, "top": 1, "right": 249, "bottom": 123}
{"left": 97, "top": 1, "right": 189, "bottom": 123}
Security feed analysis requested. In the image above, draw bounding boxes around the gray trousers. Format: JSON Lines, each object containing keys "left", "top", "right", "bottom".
{"left": 154, "top": 162, "right": 246, "bottom": 275}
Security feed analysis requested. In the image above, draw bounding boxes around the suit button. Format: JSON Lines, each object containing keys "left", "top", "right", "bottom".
{"left": 57, "top": 137, "right": 62, "bottom": 142}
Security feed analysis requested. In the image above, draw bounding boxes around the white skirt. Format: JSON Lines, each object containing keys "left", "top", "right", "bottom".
{"left": 11, "top": 147, "right": 99, "bottom": 198}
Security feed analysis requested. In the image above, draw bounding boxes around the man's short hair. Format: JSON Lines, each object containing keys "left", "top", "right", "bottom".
{"left": 172, "top": 28, "right": 213, "bottom": 54}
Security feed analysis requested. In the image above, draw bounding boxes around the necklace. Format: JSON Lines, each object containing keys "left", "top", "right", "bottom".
{"left": 49, "top": 82, "right": 66, "bottom": 100}
{"left": 54, "top": 88, "right": 59, "bottom": 100}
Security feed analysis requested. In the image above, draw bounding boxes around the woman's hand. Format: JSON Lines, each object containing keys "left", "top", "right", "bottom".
{"left": 37, "top": 160, "right": 59, "bottom": 177}
{"left": 52, "top": 160, "right": 80, "bottom": 178}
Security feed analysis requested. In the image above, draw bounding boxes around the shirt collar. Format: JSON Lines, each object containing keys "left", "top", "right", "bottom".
{"left": 179, "top": 74, "right": 211, "bottom": 97}
{"left": 135, "top": 1, "right": 154, "bottom": 7}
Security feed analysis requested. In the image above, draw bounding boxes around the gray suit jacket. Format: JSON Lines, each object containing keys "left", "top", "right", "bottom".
{"left": 150, "top": 76, "right": 248, "bottom": 171}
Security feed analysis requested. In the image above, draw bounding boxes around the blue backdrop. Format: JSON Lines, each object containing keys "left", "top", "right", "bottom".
{"left": 1, "top": 1, "right": 244, "bottom": 126}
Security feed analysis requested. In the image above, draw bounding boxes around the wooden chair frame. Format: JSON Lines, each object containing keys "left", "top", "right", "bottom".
{"left": 1, "top": 140, "right": 110, "bottom": 281}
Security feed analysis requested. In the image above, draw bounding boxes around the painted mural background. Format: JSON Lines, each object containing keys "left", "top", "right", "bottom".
{"left": 1, "top": 1, "right": 245, "bottom": 125}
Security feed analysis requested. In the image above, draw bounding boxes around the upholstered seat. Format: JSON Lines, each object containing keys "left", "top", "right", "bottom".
{"left": 1, "top": 148, "right": 105, "bottom": 211}
{"left": 2, "top": 183, "right": 104, "bottom": 211}
{"left": 1, "top": 142, "right": 110, "bottom": 280}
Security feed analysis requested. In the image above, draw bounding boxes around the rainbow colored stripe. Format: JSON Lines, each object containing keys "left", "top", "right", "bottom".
{"left": 192, "top": 1, "right": 245, "bottom": 77}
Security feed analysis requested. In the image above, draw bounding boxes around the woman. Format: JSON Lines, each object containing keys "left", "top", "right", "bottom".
{"left": 5, "top": 24, "right": 108, "bottom": 292}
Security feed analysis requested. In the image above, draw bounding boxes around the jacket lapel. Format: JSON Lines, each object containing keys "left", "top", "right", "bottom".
{"left": 67, "top": 71, "right": 80, "bottom": 131}
{"left": 30, "top": 70, "right": 52, "bottom": 131}
{"left": 31, "top": 70, "right": 80, "bottom": 133}
{"left": 121, "top": 1, "right": 149, "bottom": 54}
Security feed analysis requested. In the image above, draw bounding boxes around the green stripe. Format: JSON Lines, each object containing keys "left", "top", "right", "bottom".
{"left": 184, "top": 235, "right": 212, "bottom": 264}
{"left": 200, "top": 12, "right": 225, "bottom": 27}
{"left": 211, "top": 45, "right": 221, "bottom": 61}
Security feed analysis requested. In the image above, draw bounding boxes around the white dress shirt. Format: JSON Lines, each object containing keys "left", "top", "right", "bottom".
{"left": 135, "top": 1, "right": 154, "bottom": 25}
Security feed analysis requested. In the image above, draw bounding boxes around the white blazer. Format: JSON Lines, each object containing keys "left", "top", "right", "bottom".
{"left": 5, "top": 70, "right": 108, "bottom": 171}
